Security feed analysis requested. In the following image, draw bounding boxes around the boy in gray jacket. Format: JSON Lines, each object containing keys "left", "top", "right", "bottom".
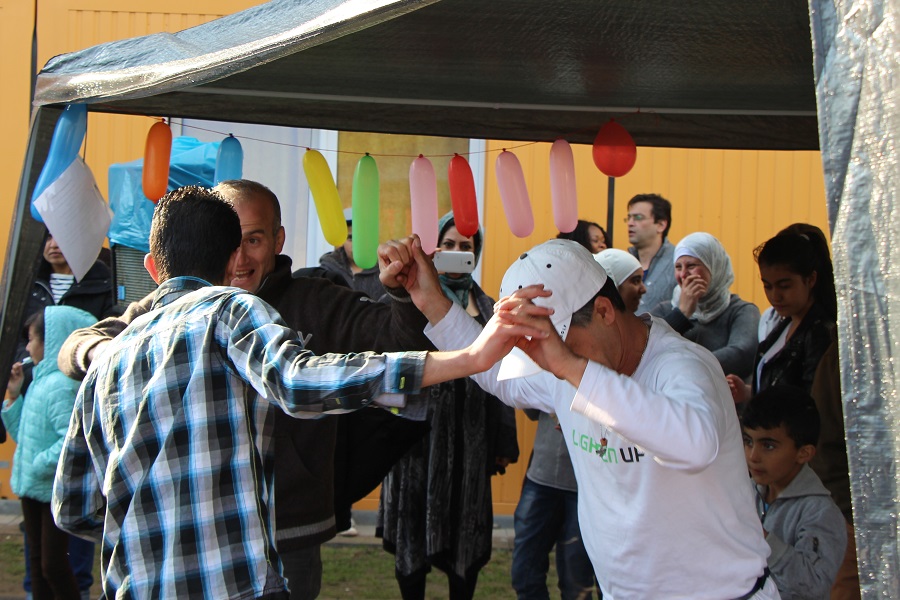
{"left": 741, "top": 385, "right": 847, "bottom": 599}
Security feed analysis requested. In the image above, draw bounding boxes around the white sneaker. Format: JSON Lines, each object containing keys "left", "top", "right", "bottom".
{"left": 337, "top": 518, "right": 358, "bottom": 537}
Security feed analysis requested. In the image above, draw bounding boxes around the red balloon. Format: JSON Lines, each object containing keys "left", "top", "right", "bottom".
{"left": 592, "top": 120, "right": 637, "bottom": 178}
{"left": 447, "top": 154, "right": 479, "bottom": 237}
{"left": 143, "top": 121, "right": 172, "bottom": 202}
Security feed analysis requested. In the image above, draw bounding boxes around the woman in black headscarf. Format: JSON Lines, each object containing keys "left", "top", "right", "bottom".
{"left": 378, "top": 211, "right": 519, "bottom": 600}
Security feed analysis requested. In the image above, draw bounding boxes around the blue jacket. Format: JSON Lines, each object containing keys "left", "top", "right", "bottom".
{"left": 3, "top": 305, "right": 97, "bottom": 501}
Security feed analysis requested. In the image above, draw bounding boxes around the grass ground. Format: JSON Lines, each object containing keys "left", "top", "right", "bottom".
{"left": 0, "top": 531, "right": 558, "bottom": 599}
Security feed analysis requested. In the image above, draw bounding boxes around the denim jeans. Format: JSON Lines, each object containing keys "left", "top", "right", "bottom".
{"left": 511, "top": 478, "right": 597, "bottom": 600}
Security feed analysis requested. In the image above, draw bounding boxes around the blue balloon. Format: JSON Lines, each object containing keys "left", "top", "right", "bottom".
{"left": 214, "top": 135, "right": 243, "bottom": 184}
{"left": 31, "top": 104, "right": 88, "bottom": 222}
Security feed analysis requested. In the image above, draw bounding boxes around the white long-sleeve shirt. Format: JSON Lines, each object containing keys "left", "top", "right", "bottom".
{"left": 427, "top": 304, "right": 779, "bottom": 600}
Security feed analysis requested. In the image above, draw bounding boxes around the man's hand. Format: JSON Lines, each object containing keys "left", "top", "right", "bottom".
{"left": 494, "top": 285, "right": 588, "bottom": 386}
{"left": 378, "top": 235, "right": 451, "bottom": 323}
{"left": 677, "top": 274, "right": 708, "bottom": 318}
{"left": 6, "top": 362, "right": 24, "bottom": 401}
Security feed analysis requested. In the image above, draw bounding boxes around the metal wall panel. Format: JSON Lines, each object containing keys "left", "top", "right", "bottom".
{"left": 481, "top": 141, "right": 830, "bottom": 312}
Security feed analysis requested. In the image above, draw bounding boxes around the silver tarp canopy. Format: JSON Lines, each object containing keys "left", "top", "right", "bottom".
{"left": 811, "top": 1, "right": 898, "bottom": 596}
{"left": 2, "top": 0, "right": 897, "bottom": 594}
{"left": 33, "top": 0, "right": 819, "bottom": 150}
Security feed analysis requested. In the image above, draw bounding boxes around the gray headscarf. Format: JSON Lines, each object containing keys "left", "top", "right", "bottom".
{"left": 671, "top": 232, "right": 734, "bottom": 324}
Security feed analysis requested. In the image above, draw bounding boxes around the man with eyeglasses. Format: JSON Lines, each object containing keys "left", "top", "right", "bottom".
{"left": 625, "top": 194, "right": 676, "bottom": 313}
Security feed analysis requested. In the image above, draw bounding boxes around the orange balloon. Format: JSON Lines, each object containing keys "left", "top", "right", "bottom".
{"left": 592, "top": 120, "right": 637, "bottom": 178}
{"left": 143, "top": 121, "right": 172, "bottom": 202}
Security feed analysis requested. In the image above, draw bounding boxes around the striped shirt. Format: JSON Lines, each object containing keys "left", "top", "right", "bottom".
{"left": 49, "top": 272, "right": 75, "bottom": 303}
{"left": 52, "top": 277, "right": 425, "bottom": 599}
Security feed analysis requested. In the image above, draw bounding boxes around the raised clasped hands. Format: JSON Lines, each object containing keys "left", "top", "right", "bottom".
{"left": 490, "top": 285, "right": 578, "bottom": 378}
{"left": 377, "top": 235, "right": 451, "bottom": 323}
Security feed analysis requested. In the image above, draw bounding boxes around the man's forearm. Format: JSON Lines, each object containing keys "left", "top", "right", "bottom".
{"left": 413, "top": 290, "right": 453, "bottom": 325}
{"left": 58, "top": 295, "right": 153, "bottom": 379}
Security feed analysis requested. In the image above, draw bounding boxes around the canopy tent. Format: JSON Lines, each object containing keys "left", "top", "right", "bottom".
{"left": 33, "top": 0, "right": 819, "bottom": 150}
{"left": 1, "top": 0, "right": 896, "bottom": 594}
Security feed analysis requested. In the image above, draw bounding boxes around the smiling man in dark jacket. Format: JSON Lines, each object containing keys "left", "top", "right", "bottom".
{"left": 58, "top": 179, "right": 431, "bottom": 600}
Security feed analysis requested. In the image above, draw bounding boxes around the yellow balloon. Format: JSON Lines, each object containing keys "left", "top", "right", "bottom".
{"left": 302, "top": 150, "right": 348, "bottom": 247}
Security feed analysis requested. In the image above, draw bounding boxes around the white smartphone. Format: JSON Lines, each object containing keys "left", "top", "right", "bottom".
{"left": 432, "top": 251, "right": 476, "bottom": 273}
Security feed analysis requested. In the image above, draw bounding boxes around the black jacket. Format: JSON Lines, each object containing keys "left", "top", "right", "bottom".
{"left": 754, "top": 300, "right": 835, "bottom": 395}
{"left": 240, "top": 257, "right": 433, "bottom": 550}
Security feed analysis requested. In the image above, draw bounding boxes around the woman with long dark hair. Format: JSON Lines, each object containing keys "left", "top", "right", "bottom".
{"left": 557, "top": 220, "right": 608, "bottom": 254}
{"left": 727, "top": 229, "right": 836, "bottom": 404}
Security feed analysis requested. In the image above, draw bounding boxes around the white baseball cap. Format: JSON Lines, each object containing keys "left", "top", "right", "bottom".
{"left": 496, "top": 239, "right": 608, "bottom": 380}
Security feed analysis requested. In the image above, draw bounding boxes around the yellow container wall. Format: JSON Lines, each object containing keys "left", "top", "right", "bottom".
{"left": 481, "top": 141, "right": 830, "bottom": 311}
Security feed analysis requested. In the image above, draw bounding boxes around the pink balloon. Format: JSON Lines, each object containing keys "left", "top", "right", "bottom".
{"left": 549, "top": 139, "right": 578, "bottom": 233}
{"left": 409, "top": 155, "right": 439, "bottom": 254}
{"left": 495, "top": 151, "right": 534, "bottom": 238}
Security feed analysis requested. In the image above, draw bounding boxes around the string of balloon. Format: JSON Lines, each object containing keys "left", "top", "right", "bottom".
{"left": 31, "top": 105, "right": 638, "bottom": 270}
{"left": 169, "top": 118, "right": 543, "bottom": 158}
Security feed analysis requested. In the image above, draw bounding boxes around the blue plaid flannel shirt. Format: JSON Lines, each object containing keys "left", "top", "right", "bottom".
{"left": 52, "top": 277, "right": 425, "bottom": 599}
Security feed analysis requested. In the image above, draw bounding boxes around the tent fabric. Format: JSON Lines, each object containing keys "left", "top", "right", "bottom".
{"left": 810, "top": 1, "right": 898, "bottom": 596}
{"left": 33, "top": 0, "right": 819, "bottom": 150}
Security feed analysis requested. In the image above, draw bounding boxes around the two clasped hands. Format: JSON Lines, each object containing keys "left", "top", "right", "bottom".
{"left": 377, "top": 234, "right": 583, "bottom": 382}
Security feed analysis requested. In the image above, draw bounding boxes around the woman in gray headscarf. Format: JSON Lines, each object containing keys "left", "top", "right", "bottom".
{"left": 378, "top": 211, "right": 519, "bottom": 600}
{"left": 651, "top": 232, "right": 760, "bottom": 379}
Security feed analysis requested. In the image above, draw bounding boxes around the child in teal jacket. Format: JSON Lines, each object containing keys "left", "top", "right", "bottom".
{"left": 4, "top": 305, "right": 96, "bottom": 600}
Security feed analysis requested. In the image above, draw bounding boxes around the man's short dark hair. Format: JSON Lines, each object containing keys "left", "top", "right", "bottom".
{"left": 741, "top": 385, "right": 821, "bottom": 448}
{"left": 627, "top": 194, "right": 672, "bottom": 239}
{"left": 149, "top": 186, "right": 242, "bottom": 283}
{"left": 570, "top": 277, "right": 626, "bottom": 327}
{"left": 214, "top": 179, "right": 282, "bottom": 232}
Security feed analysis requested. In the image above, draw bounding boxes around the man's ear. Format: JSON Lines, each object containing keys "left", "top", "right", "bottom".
{"left": 274, "top": 226, "right": 286, "bottom": 255}
{"left": 144, "top": 254, "right": 160, "bottom": 284}
{"left": 797, "top": 444, "right": 817, "bottom": 464}
{"left": 655, "top": 219, "right": 668, "bottom": 236}
{"left": 594, "top": 295, "right": 617, "bottom": 325}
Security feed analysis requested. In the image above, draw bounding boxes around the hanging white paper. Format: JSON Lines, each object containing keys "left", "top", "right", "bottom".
{"left": 34, "top": 157, "right": 112, "bottom": 282}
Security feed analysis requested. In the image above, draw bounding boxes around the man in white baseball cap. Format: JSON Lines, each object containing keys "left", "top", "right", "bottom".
{"left": 378, "top": 237, "right": 778, "bottom": 600}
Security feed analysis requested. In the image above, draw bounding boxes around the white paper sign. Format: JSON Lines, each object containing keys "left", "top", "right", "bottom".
{"left": 34, "top": 157, "right": 112, "bottom": 282}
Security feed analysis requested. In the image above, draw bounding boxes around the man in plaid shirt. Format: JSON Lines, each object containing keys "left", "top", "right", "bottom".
{"left": 51, "top": 186, "right": 522, "bottom": 599}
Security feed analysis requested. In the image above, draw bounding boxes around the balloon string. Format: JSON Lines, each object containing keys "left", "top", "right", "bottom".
{"left": 141, "top": 111, "right": 639, "bottom": 159}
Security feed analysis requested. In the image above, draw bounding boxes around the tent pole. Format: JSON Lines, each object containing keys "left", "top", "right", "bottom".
{"left": 606, "top": 176, "right": 615, "bottom": 244}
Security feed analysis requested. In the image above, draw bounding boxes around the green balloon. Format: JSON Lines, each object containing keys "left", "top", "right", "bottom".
{"left": 352, "top": 154, "right": 380, "bottom": 269}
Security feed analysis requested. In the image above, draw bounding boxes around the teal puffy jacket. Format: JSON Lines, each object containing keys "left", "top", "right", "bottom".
{"left": 2, "top": 305, "right": 97, "bottom": 501}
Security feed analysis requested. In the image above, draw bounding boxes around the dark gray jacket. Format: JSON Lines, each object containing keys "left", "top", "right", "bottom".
{"left": 651, "top": 294, "right": 760, "bottom": 379}
{"left": 754, "top": 465, "right": 846, "bottom": 599}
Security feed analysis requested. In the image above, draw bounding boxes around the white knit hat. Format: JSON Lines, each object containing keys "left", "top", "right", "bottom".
{"left": 594, "top": 249, "right": 642, "bottom": 287}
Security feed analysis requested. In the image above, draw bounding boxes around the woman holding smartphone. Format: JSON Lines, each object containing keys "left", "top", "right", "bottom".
{"left": 379, "top": 212, "right": 519, "bottom": 600}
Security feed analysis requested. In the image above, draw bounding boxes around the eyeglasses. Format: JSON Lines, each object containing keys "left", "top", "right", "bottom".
{"left": 624, "top": 214, "right": 649, "bottom": 223}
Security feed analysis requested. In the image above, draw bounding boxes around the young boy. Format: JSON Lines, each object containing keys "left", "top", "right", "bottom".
{"left": 741, "top": 385, "right": 847, "bottom": 599}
